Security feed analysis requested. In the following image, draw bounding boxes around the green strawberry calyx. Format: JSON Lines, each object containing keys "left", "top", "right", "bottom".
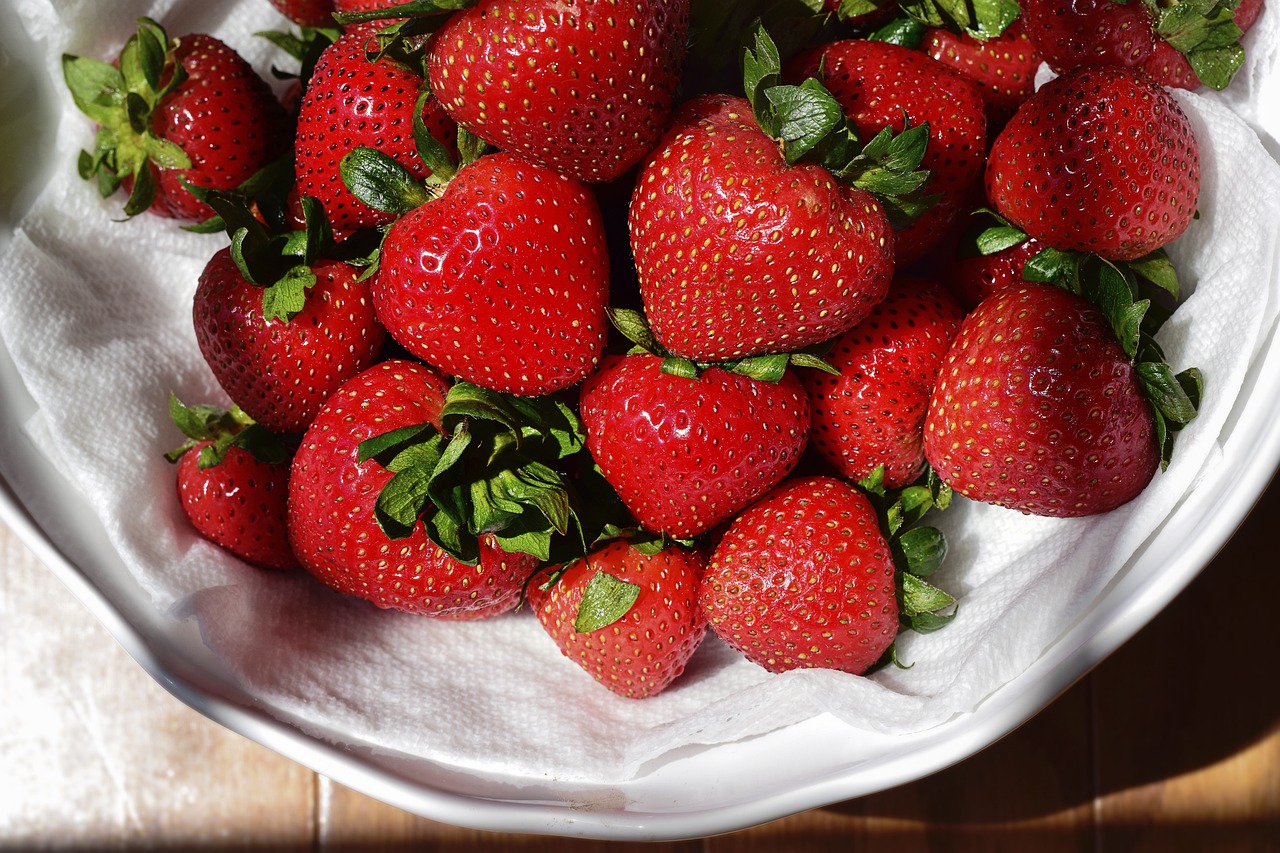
{"left": 571, "top": 569, "right": 641, "bottom": 634}
{"left": 838, "top": 0, "right": 1019, "bottom": 41}
{"left": 966, "top": 210, "right": 1202, "bottom": 469}
{"left": 165, "top": 393, "right": 290, "bottom": 469}
{"left": 62, "top": 17, "right": 192, "bottom": 217}
{"left": 1116, "top": 0, "right": 1248, "bottom": 90}
{"left": 745, "top": 25, "right": 939, "bottom": 230}
{"left": 607, "top": 307, "right": 840, "bottom": 384}
{"left": 356, "top": 382, "right": 633, "bottom": 567}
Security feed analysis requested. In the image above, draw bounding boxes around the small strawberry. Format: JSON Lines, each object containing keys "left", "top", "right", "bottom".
{"left": 293, "top": 29, "right": 456, "bottom": 232}
{"left": 425, "top": 0, "right": 691, "bottom": 183}
{"left": 287, "top": 360, "right": 538, "bottom": 615}
{"left": 1140, "top": 0, "right": 1266, "bottom": 90}
{"left": 947, "top": 211, "right": 1046, "bottom": 311}
{"left": 788, "top": 38, "right": 988, "bottom": 264}
{"left": 923, "top": 284, "right": 1168, "bottom": 517}
{"left": 985, "top": 65, "right": 1201, "bottom": 262}
{"left": 166, "top": 396, "right": 298, "bottom": 571}
{"left": 579, "top": 351, "right": 811, "bottom": 539}
{"left": 267, "top": 0, "right": 336, "bottom": 27}
{"left": 699, "top": 476, "right": 899, "bottom": 675}
{"left": 370, "top": 151, "right": 610, "bottom": 397}
{"left": 922, "top": 19, "right": 1042, "bottom": 129}
{"left": 1020, "top": 0, "right": 1257, "bottom": 91}
{"left": 529, "top": 540, "right": 708, "bottom": 699}
{"left": 63, "top": 19, "right": 289, "bottom": 221}
{"left": 802, "top": 277, "right": 965, "bottom": 488}
{"left": 190, "top": 192, "right": 386, "bottom": 434}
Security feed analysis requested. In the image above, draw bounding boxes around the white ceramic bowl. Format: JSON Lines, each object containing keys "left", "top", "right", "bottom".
{"left": 3, "top": 2, "right": 1280, "bottom": 840}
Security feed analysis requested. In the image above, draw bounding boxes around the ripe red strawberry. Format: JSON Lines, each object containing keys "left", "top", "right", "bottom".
{"left": 699, "top": 476, "right": 899, "bottom": 675}
{"left": 373, "top": 151, "right": 609, "bottom": 396}
{"left": 789, "top": 39, "right": 988, "bottom": 265}
{"left": 985, "top": 65, "right": 1201, "bottom": 262}
{"left": 1140, "top": 0, "right": 1265, "bottom": 89}
{"left": 802, "top": 277, "right": 964, "bottom": 488}
{"left": 629, "top": 94, "right": 895, "bottom": 362}
{"left": 579, "top": 353, "right": 810, "bottom": 539}
{"left": 923, "top": 284, "right": 1161, "bottom": 517}
{"left": 193, "top": 247, "right": 386, "bottom": 435}
{"left": 1021, "top": 0, "right": 1258, "bottom": 90}
{"left": 922, "top": 20, "right": 1042, "bottom": 129}
{"left": 949, "top": 220, "right": 1045, "bottom": 311}
{"left": 268, "top": 0, "right": 335, "bottom": 27}
{"left": 528, "top": 540, "right": 708, "bottom": 699}
{"left": 294, "top": 30, "right": 456, "bottom": 232}
{"left": 63, "top": 20, "right": 289, "bottom": 221}
{"left": 426, "top": 0, "right": 690, "bottom": 183}
{"left": 167, "top": 397, "right": 297, "bottom": 571}
{"left": 288, "top": 360, "right": 537, "bottom": 615}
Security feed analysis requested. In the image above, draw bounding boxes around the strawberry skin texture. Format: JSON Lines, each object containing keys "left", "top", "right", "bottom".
{"left": 148, "top": 34, "right": 289, "bottom": 222}
{"left": 802, "top": 277, "right": 964, "bottom": 488}
{"left": 193, "top": 248, "right": 386, "bottom": 435}
{"left": 528, "top": 541, "right": 708, "bottom": 699}
{"left": 288, "top": 360, "right": 537, "bottom": 615}
{"left": 923, "top": 20, "right": 1042, "bottom": 129}
{"left": 295, "top": 31, "right": 456, "bottom": 232}
{"left": 580, "top": 353, "right": 810, "bottom": 539}
{"left": 793, "top": 40, "right": 988, "bottom": 265}
{"left": 374, "top": 152, "right": 609, "bottom": 396}
{"left": 629, "top": 94, "right": 895, "bottom": 362}
{"left": 426, "top": 0, "right": 690, "bottom": 183}
{"left": 268, "top": 0, "right": 335, "bottom": 27}
{"left": 985, "top": 66, "right": 1201, "bottom": 262}
{"left": 177, "top": 443, "right": 299, "bottom": 571}
{"left": 700, "top": 476, "right": 898, "bottom": 675}
{"left": 923, "top": 284, "right": 1160, "bottom": 517}
{"left": 950, "top": 235, "right": 1044, "bottom": 312}
{"left": 1020, "top": 0, "right": 1158, "bottom": 74}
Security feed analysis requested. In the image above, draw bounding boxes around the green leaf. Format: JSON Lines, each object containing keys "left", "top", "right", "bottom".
{"left": 1135, "top": 361, "right": 1200, "bottom": 427}
{"left": 975, "top": 222, "right": 1029, "bottom": 256}
{"left": 331, "top": 0, "right": 474, "bottom": 24}
{"left": 894, "top": 526, "right": 947, "bottom": 578}
{"left": 457, "top": 125, "right": 491, "bottom": 166}
{"left": 858, "top": 464, "right": 887, "bottom": 497}
{"left": 868, "top": 15, "right": 928, "bottom": 47}
{"left": 659, "top": 357, "right": 702, "bottom": 380}
{"left": 725, "top": 353, "right": 790, "bottom": 383}
{"left": 1023, "top": 246, "right": 1083, "bottom": 291}
{"left": 1081, "top": 259, "right": 1144, "bottom": 360}
{"left": 743, "top": 24, "right": 784, "bottom": 137}
{"left": 261, "top": 265, "right": 317, "bottom": 322}
{"left": 766, "top": 79, "right": 847, "bottom": 165}
{"left": 900, "top": 0, "right": 1019, "bottom": 39}
{"left": 340, "top": 146, "right": 434, "bottom": 214}
{"left": 143, "top": 135, "right": 192, "bottom": 170}
{"left": 573, "top": 570, "right": 641, "bottom": 633}
{"left": 374, "top": 465, "right": 435, "bottom": 539}
{"left": 413, "top": 89, "right": 457, "bottom": 182}
{"left": 606, "top": 307, "right": 666, "bottom": 355}
{"left": 426, "top": 510, "right": 480, "bottom": 565}
{"left": 62, "top": 55, "right": 127, "bottom": 125}
{"left": 123, "top": 161, "right": 158, "bottom": 217}
{"left": 440, "top": 382, "right": 525, "bottom": 432}
{"left": 1125, "top": 249, "right": 1180, "bottom": 298}
{"left": 788, "top": 351, "right": 841, "bottom": 376}
{"left": 838, "top": 0, "right": 885, "bottom": 17}
{"left": 1150, "top": 0, "right": 1246, "bottom": 90}
{"left": 900, "top": 572, "right": 957, "bottom": 625}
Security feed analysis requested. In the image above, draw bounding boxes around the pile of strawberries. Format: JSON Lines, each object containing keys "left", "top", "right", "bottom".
{"left": 62, "top": 0, "right": 1260, "bottom": 699}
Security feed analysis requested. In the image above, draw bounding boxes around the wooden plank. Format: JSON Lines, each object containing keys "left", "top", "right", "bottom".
{"left": 0, "top": 525, "right": 317, "bottom": 849}
{"left": 1093, "top": 476, "right": 1280, "bottom": 851}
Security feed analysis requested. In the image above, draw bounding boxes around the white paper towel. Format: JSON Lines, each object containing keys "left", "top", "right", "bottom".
{"left": 2, "top": 0, "right": 1279, "bottom": 784}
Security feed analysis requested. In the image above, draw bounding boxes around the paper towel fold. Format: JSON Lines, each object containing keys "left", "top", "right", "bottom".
{"left": 2, "top": 0, "right": 1279, "bottom": 784}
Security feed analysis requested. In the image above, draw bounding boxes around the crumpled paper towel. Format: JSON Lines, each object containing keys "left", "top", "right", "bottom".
{"left": 2, "top": 0, "right": 1279, "bottom": 784}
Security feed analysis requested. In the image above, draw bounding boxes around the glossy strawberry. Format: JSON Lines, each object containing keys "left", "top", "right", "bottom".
{"left": 193, "top": 247, "right": 386, "bottom": 435}
{"left": 923, "top": 20, "right": 1042, "bottom": 129}
{"left": 949, "top": 226, "right": 1045, "bottom": 312}
{"left": 700, "top": 476, "right": 898, "bottom": 675}
{"left": 167, "top": 397, "right": 297, "bottom": 571}
{"left": 579, "top": 353, "right": 810, "bottom": 539}
{"left": 63, "top": 20, "right": 289, "bottom": 221}
{"left": 985, "top": 66, "right": 1200, "bottom": 262}
{"left": 294, "top": 30, "right": 455, "bottom": 232}
{"left": 268, "top": 0, "right": 335, "bottom": 27}
{"left": 803, "top": 277, "right": 964, "bottom": 488}
{"left": 1021, "top": 0, "right": 1258, "bottom": 90}
{"left": 426, "top": 0, "right": 691, "bottom": 183}
{"left": 790, "top": 39, "right": 988, "bottom": 264}
{"left": 923, "top": 284, "right": 1161, "bottom": 517}
{"left": 629, "top": 94, "right": 895, "bottom": 362}
{"left": 374, "top": 152, "right": 609, "bottom": 396}
{"left": 288, "top": 360, "right": 537, "bottom": 615}
{"left": 529, "top": 541, "right": 708, "bottom": 699}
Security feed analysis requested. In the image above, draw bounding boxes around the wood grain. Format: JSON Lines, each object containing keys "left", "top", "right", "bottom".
{"left": 3, "top": 476, "right": 1280, "bottom": 849}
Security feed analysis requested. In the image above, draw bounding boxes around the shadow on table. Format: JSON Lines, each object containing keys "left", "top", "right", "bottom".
{"left": 821, "top": 475, "right": 1280, "bottom": 832}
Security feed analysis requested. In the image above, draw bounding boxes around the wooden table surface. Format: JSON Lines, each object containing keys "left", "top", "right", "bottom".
{"left": 3, "top": 476, "right": 1279, "bottom": 851}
